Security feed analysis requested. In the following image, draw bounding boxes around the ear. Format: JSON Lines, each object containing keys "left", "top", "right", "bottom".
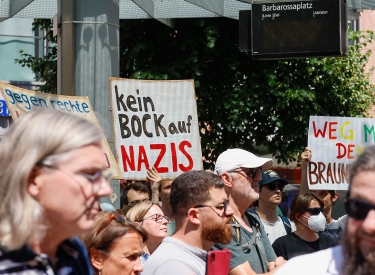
{"left": 331, "top": 193, "right": 338, "bottom": 203}
{"left": 221, "top": 172, "right": 233, "bottom": 188}
{"left": 27, "top": 167, "right": 43, "bottom": 198}
{"left": 187, "top": 208, "right": 201, "bottom": 226}
{"left": 90, "top": 249, "right": 104, "bottom": 272}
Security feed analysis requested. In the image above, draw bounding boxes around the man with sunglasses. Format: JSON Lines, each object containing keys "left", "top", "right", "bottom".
{"left": 256, "top": 170, "right": 295, "bottom": 244}
{"left": 143, "top": 170, "right": 234, "bottom": 275}
{"left": 213, "top": 148, "right": 285, "bottom": 275}
{"left": 274, "top": 145, "right": 375, "bottom": 275}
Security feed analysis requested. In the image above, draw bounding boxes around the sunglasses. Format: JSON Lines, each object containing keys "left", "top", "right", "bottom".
{"left": 97, "top": 212, "right": 131, "bottom": 234}
{"left": 265, "top": 183, "right": 285, "bottom": 192}
{"left": 229, "top": 167, "right": 262, "bottom": 179}
{"left": 306, "top": 208, "right": 323, "bottom": 216}
{"left": 345, "top": 197, "right": 375, "bottom": 220}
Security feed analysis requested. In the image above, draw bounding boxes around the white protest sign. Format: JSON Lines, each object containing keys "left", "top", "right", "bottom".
{"left": 110, "top": 78, "right": 203, "bottom": 180}
{"left": 0, "top": 82, "right": 123, "bottom": 179}
{"left": 307, "top": 116, "right": 375, "bottom": 190}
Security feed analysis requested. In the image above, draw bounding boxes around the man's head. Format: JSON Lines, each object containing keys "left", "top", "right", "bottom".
{"left": 170, "top": 171, "right": 233, "bottom": 247}
{"left": 215, "top": 148, "right": 273, "bottom": 205}
{"left": 121, "top": 182, "right": 149, "bottom": 207}
{"left": 310, "top": 190, "right": 338, "bottom": 211}
{"left": 0, "top": 109, "right": 112, "bottom": 251}
{"left": 159, "top": 180, "right": 173, "bottom": 204}
{"left": 342, "top": 145, "right": 375, "bottom": 275}
{"left": 258, "top": 170, "right": 288, "bottom": 208}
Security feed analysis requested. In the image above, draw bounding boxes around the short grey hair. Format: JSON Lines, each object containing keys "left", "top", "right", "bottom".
{"left": 349, "top": 145, "right": 375, "bottom": 192}
{"left": 0, "top": 109, "right": 104, "bottom": 251}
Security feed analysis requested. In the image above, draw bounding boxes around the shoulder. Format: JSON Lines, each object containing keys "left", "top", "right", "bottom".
{"left": 274, "top": 246, "right": 342, "bottom": 275}
{"left": 144, "top": 259, "right": 200, "bottom": 275}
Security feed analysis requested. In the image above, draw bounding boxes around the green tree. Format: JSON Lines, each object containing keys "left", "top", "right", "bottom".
{"left": 17, "top": 18, "right": 375, "bottom": 168}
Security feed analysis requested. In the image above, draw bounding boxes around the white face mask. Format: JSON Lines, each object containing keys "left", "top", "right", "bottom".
{"left": 301, "top": 212, "right": 326, "bottom": 232}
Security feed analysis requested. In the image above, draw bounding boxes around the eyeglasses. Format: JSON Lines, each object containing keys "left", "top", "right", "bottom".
{"left": 265, "top": 183, "right": 285, "bottom": 192}
{"left": 228, "top": 167, "right": 262, "bottom": 179}
{"left": 194, "top": 199, "right": 230, "bottom": 217}
{"left": 128, "top": 198, "right": 149, "bottom": 205}
{"left": 306, "top": 208, "right": 323, "bottom": 216}
{"left": 97, "top": 212, "right": 130, "bottom": 234}
{"left": 344, "top": 197, "right": 375, "bottom": 220}
{"left": 141, "top": 214, "right": 170, "bottom": 223}
{"left": 42, "top": 165, "right": 112, "bottom": 194}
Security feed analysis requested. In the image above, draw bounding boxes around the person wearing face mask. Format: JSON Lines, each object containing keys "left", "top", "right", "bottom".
{"left": 272, "top": 193, "right": 335, "bottom": 260}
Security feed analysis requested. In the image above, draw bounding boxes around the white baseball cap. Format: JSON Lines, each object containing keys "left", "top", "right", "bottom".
{"left": 214, "top": 148, "right": 273, "bottom": 175}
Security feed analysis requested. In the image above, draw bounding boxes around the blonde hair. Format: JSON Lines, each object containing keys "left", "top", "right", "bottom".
{"left": 0, "top": 109, "right": 103, "bottom": 251}
{"left": 126, "top": 200, "right": 160, "bottom": 222}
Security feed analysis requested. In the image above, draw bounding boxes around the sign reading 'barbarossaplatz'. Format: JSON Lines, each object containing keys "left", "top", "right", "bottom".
{"left": 110, "top": 78, "right": 203, "bottom": 180}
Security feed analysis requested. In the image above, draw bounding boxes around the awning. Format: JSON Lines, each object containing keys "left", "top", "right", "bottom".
{"left": 0, "top": 0, "right": 370, "bottom": 23}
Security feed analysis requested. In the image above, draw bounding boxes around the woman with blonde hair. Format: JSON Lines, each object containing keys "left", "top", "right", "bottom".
{"left": 82, "top": 211, "right": 147, "bottom": 275}
{"left": 127, "top": 200, "right": 169, "bottom": 265}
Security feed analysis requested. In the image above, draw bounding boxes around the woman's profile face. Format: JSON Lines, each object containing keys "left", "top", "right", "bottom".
{"left": 101, "top": 230, "right": 143, "bottom": 275}
{"left": 141, "top": 205, "right": 168, "bottom": 241}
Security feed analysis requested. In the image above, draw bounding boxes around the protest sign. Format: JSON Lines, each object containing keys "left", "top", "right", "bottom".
{"left": 110, "top": 78, "right": 203, "bottom": 180}
{"left": 307, "top": 116, "right": 375, "bottom": 190}
{"left": 0, "top": 82, "right": 122, "bottom": 179}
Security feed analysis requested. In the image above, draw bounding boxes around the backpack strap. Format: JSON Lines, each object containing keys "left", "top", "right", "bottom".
{"left": 279, "top": 215, "right": 292, "bottom": 234}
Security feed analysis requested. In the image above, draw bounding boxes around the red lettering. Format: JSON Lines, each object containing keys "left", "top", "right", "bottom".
{"left": 120, "top": 145, "right": 135, "bottom": 172}
{"left": 336, "top": 143, "right": 346, "bottom": 159}
{"left": 178, "top": 140, "right": 194, "bottom": 172}
{"left": 348, "top": 144, "right": 355, "bottom": 159}
{"left": 329, "top": 122, "right": 338, "bottom": 139}
{"left": 170, "top": 143, "right": 178, "bottom": 172}
{"left": 137, "top": 146, "right": 150, "bottom": 171}
{"left": 312, "top": 121, "right": 328, "bottom": 138}
{"left": 150, "top": 144, "right": 168, "bottom": 173}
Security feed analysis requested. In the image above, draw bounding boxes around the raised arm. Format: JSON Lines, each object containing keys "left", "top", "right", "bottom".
{"left": 299, "top": 147, "right": 312, "bottom": 194}
{"left": 146, "top": 166, "right": 162, "bottom": 204}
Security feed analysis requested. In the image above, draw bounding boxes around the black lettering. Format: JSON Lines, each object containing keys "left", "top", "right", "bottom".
{"left": 137, "top": 89, "right": 142, "bottom": 112}
{"left": 115, "top": 85, "right": 127, "bottom": 111}
{"left": 131, "top": 115, "right": 142, "bottom": 137}
{"left": 144, "top": 97, "right": 155, "bottom": 112}
{"left": 142, "top": 114, "right": 153, "bottom": 137}
{"left": 153, "top": 114, "right": 167, "bottom": 137}
{"left": 127, "top": 95, "right": 138, "bottom": 112}
{"left": 187, "top": 115, "right": 192, "bottom": 133}
{"left": 178, "top": 121, "right": 187, "bottom": 133}
{"left": 119, "top": 114, "right": 131, "bottom": 138}
{"left": 168, "top": 123, "right": 179, "bottom": 134}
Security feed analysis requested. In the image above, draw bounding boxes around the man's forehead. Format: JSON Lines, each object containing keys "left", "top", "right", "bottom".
{"left": 127, "top": 189, "right": 148, "bottom": 199}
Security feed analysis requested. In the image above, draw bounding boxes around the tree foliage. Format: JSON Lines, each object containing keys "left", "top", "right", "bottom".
{"left": 14, "top": 19, "right": 57, "bottom": 94}
{"left": 120, "top": 18, "right": 375, "bottom": 168}
{"left": 16, "top": 18, "right": 375, "bottom": 169}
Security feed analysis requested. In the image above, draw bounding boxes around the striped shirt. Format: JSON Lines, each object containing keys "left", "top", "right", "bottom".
{"left": 0, "top": 237, "right": 94, "bottom": 275}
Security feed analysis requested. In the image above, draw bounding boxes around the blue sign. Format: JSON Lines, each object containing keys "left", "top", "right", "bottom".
{"left": 0, "top": 100, "right": 10, "bottom": 116}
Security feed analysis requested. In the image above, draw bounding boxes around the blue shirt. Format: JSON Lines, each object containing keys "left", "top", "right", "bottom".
{"left": 0, "top": 237, "right": 94, "bottom": 275}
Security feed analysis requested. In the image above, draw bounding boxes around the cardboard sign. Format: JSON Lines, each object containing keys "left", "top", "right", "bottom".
{"left": 0, "top": 91, "right": 10, "bottom": 116}
{"left": 0, "top": 82, "right": 122, "bottom": 179}
{"left": 110, "top": 78, "right": 203, "bottom": 180}
{"left": 307, "top": 116, "right": 375, "bottom": 190}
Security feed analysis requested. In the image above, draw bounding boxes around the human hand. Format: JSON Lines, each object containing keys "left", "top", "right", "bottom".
{"left": 301, "top": 147, "right": 312, "bottom": 167}
{"left": 146, "top": 167, "right": 162, "bottom": 191}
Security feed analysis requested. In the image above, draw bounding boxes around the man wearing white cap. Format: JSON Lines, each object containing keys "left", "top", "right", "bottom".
{"left": 213, "top": 148, "right": 285, "bottom": 275}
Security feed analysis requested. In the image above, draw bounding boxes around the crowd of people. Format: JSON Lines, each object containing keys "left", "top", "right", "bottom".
{"left": 0, "top": 109, "right": 374, "bottom": 275}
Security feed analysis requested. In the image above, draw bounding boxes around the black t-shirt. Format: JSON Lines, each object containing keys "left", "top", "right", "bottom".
{"left": 272, "top": 232, "right": 335, "bottom": 260}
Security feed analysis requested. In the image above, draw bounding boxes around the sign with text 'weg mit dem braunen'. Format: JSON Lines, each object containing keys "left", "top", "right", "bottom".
{"left": 0, "top": 82, "right": 122, "bottom": 179}
{"left": 110, "top": 78, "right": 203, "bottom": 180}
{"left": 307, "top": 116, "right": 375, "bottom": 190}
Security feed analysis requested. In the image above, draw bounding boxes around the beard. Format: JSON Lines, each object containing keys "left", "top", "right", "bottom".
{"left": 342, "top": 229, "right": 375, "bottom": 275}
{"left": 202, "top": 217, "right": 233, "bottom": 244}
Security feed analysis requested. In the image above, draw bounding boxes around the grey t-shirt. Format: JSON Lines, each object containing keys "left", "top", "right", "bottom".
{"left": 212, "top": 211, "right": 277, "bottom": 274}
{"left": 143, "top": 237, "right": 207, "bottom": 275}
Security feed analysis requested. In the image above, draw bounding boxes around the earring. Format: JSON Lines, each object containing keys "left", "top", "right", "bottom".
{"left": 99, "top": 269, "right": 102, "bottom": 275}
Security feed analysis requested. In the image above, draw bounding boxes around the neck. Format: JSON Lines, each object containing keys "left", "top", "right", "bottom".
{"left": 161, "top": 202, "right": 174, "bottom": 221}
{"left": 324, "top": 207, "right": 333, "bottom": 224}
{"left": 145, "top": 238, "right": 163, "bottom": 255}
{"left": 230, "top": 196, "right": 252, "bottom": 218}
{"left": 172, "top": 220, "right": 212, "bottom": 251}
{"left": 257, "top": 203, "right": 278, "bottom": 223}
{"left": 294, "top": 225, "right": 318, "bottom": 242}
